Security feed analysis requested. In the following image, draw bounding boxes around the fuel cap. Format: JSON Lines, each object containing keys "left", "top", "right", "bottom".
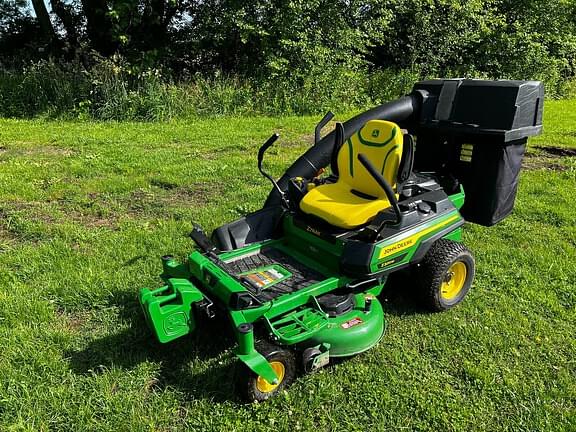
{"left": 417, "top": 202, "right": 432, "bottom": 214}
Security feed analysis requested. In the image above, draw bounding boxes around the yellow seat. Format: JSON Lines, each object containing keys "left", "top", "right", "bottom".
{"left": 300, "top": 120, "right": 403, "bottom": 229}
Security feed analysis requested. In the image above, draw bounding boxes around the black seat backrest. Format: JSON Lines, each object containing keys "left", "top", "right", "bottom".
{"left": 397, "top": 134, "right": 415, "bottom": 190}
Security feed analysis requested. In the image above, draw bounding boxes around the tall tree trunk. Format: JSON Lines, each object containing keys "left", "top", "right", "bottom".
{"left": 30, "top": 0, "right": 60, "bottom": 49}
{"left": 50, "top": 0, "right": 80, "bottom": 52}
{"left": 139, "top": 0, "right": 173, "bottom": 50}
{"left": 80, "top": 0, "right": 117, "bottom": 56}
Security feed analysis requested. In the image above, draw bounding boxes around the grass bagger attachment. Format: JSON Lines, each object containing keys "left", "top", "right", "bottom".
{"left": 138, "top": 79, "right": 544, "bottom": 401}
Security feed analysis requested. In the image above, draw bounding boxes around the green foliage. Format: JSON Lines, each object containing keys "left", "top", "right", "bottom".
{"left": 0, "top": 61, "right": 90, "bottom": 118}
{"left": 2, "top": 56, "right": 574, "bottom": 121}
{"left": 1, "top": 0, "right": 576, "bottom": 119}
{"left": 0, "top": 58, "right": 394, "bottom": 120}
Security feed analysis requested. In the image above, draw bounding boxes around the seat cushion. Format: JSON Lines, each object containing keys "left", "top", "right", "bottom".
{"left": 300, "top": 183, "right": 391, "bottom": 229}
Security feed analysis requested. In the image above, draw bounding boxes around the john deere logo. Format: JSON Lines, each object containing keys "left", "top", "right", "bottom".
{"left": 164, "top": 312, "right": 187, "bottom": 335}
{"left": 371, "top": 129, "right": 380, "bottom": 138}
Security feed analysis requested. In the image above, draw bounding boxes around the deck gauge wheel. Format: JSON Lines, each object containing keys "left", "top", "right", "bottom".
{"left": 237, "top": 341, "right": 296, "bottom": 402}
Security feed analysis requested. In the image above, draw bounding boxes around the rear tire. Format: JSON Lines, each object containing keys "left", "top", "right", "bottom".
{"left": 417, "top": 239, "right": 475, "bottom": 311}
{"left": 237, "top": 341, "right": 296, "bottom": 402}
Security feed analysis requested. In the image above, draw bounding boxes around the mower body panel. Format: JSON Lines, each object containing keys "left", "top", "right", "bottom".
{"left": 300, "top": 295, "right": 386, "bottom": 357}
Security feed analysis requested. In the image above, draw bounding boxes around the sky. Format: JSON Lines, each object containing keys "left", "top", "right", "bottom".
{"left": 27, "top": 0, "right": 54, "bottom": 17}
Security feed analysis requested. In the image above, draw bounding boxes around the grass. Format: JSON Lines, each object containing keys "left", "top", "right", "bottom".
{"left": 0, "top": 101, "right": 575, "bottom": 431}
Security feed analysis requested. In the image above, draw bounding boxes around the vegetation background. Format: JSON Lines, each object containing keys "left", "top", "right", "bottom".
{"left": 1, "top": 0, "right": 576, "bottom": 120}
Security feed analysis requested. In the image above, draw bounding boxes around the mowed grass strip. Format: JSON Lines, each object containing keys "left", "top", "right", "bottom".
{"left": 0, "top": 101, "right": 575, "bottom": 432}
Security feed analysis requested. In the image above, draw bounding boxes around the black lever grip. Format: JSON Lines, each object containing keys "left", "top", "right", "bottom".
{"left": 331, "top": 122, "right": 345, "bottom": 176}
{"left": 258, "top": 133, "right": 279, "bottom": 167}
{"left": 315, "top": 111, "right": 335, "bottom": 145}
{"left": 357, "top": 153, "right": 403, "bottom": 224}
{"left": 190, "top": 223, "right": 219, "bottom": 254}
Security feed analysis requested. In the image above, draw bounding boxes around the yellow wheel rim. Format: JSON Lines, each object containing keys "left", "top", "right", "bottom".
{"left": 440, "top": 261, "right": 467, "bottom": 301}
{"left": 256, "top": 361, "right": 285, "bottom": 393}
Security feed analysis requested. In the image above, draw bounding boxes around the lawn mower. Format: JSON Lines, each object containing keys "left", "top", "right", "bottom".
{"left": 138, "top": 79, "right": 543, "bottom": 401}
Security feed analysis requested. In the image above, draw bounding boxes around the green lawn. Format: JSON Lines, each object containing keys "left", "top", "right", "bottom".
{"left": 0, "top": 101, "right": 575, "bottom": 431}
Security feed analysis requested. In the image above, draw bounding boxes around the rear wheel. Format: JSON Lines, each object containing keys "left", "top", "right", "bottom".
{"left": 417, "top": 239, "right": 475, "bottom": 311}
{"left": 237, "top": 341, "right": 296, "bottom": 402}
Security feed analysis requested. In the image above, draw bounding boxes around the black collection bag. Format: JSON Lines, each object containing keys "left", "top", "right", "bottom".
{"left": 453, "top": 139, "right": 527, "bottom": 226}
{"left": 411, "top": 79, "right": 543, "bottom": 226}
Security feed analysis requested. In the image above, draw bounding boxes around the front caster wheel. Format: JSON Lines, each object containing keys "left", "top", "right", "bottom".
{"left": 417, "top": 239, "right": 475, "bottom": 311}
{"left": 237, "top": 341, "right": 296, "bottom": 402}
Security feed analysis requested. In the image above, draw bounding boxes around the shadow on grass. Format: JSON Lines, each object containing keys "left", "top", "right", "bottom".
{"left": 67, "top": 268, "right": 429, "bottom": 403}
{"left": 380, "top": 269, "right": 433, "bottom": 318}
{"left": 66, "top": 290, "right": 241, "bottom": 403}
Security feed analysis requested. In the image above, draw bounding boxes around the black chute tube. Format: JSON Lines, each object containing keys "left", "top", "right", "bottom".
{"left": 264, "top": 91, "right": 427, "bottom": 208}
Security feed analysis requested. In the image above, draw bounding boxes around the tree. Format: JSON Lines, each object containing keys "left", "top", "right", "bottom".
{"left": 30, "top": 0, "right": 61, "bottom": 51}
{"left": 80, "top": 0, "right": 117, "bottom": 56}
{"left": 0, "top": 0, "right": 45, "bottom": 64}
{"left": 50, "top": 0, "right": 81, "bottom": 52}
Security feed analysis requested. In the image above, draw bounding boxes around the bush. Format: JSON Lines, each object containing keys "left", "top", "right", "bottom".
{"left": 0, "top": 52, "right": 572, "bottom": 122}
{"left": 0, "top": 61, "right": 90, "bottom": 118}
{"left": 0, "top": 58, "right": 420, "bottom": 120}
{"left": 2, "top": 0, "right": 576, "bottom": 121}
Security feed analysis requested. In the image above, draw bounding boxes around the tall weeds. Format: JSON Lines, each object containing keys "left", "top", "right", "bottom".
{"left": 0, "top": 59, "right": 573, "bottom": 121}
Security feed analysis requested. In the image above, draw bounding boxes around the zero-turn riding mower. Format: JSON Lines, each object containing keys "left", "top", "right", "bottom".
{"left": 138, "top": 79, "right": 544, "bottom": 401}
